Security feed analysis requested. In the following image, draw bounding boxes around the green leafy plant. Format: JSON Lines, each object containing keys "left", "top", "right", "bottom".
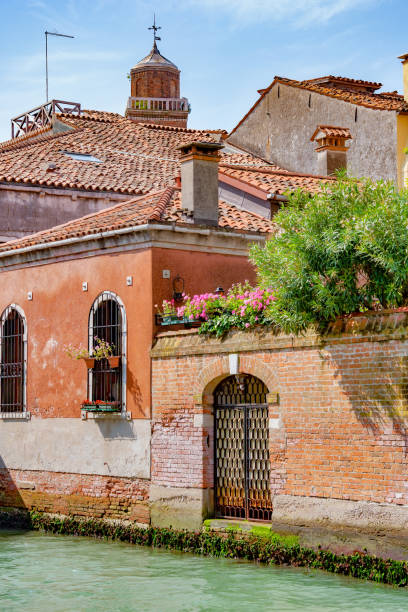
{"left": 251, "top": 173, "right": 408, "bottom": 334}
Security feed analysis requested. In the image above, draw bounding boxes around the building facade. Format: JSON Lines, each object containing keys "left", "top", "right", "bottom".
{"left": 0, "top": 144, "right": 274, "bottom": 524}
{"left": 228, "top": 66, "right": 408, "bottom": 187}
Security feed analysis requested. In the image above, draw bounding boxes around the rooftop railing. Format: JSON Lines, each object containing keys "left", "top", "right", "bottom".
{"left": 127, "top": 97, "right": 190, "bottom": 113}
{"left": 11, "top": 100, "right": 81, "bottom": 139}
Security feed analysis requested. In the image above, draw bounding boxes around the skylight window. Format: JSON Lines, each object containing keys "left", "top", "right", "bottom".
{"left": 62, "top": 151, "right": 102, "bottom": 163}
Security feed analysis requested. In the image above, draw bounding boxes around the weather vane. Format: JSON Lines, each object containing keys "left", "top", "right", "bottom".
{"left": 148, "top": 14, "right": 161, "bottom": 44}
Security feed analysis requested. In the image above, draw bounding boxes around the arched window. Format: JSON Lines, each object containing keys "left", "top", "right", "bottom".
{"left": 0, "top": 305, "right": 27, "bottom": 414}
{"left": 88, "top": 292, "right": 126, "bottom": 410}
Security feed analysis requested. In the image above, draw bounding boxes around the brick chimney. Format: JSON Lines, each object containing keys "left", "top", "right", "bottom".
{"left": 310, "top": 125, "right": 352, "bottom": 176}
{"left": 178, "top": 142, "right": 223, "bottom": 226}
{"left": 398, "top": 53, "right": 408, "bottom": 103}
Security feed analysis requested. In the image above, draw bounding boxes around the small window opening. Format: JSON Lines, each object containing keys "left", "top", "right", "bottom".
{"left": 277, "top": 86, "right": 280, "bottom": 98}
{"left": 0, "top": 307, "right": 25, "bottom": 413}
{"left": 62, "top": 151, "right": 102, "bottom": 163}
{"left": 354, "top": 108, "right": 358, "bottom": 122}
{"left": 308, "top": 93, "right": 311, "bottom": 108}
{"left": 89, "top": 293, "right": 124, "bottom": 408}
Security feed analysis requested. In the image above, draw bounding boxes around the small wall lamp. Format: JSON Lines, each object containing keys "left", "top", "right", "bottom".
{"left": 215, "top": 286, "right": 224, "bottom": 296}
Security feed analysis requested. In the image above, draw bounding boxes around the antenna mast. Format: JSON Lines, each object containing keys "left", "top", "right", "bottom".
{"left": 45, "top": 30, "right": 75, "bottom": 102}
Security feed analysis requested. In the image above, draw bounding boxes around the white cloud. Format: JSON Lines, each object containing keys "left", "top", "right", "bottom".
{"left": 189, "top": 0, "right": 380, "bottom": 28}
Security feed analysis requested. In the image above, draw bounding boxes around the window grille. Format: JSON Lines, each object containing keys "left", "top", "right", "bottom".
{"left": 0, "top": 306, "right": 26, "bottom": 413}
{"left": 88, "top": 292, "right": 125, "bottom": 408}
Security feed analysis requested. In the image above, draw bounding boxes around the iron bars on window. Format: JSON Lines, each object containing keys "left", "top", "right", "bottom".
{"left": 0, "top": 306, "right": 26, "bottom": 413}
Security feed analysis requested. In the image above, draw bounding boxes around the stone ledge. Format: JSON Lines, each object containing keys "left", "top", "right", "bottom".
{"left": 273, "top": 494, "right": 408, "bottom": 536}
{"left": 151, "top": 310, "right": 408, "bottom": 358}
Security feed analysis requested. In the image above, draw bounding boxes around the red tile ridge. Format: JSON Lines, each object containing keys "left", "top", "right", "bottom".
{"left": 0, "top": 126, "right": 84, "bottom": 155}
{"left": 302, "top": 75, "right": 382, "bottom": 89}
{"left": 137, "top": 122, "right": 225, "bottom": 135}
{"left": 219, "top": 163, "right": 334, "bottom": 181}
{"left": 380, "top": 91, "right": 404, "bottom": 98}
{"left": 0, "top": 126, "right": 53, "bottom": 151}
{"left": 149, "top": 186, "right": 176, "bottom": 221}
{"left": 63, "top": 109, "right": 126, "bottom": 124}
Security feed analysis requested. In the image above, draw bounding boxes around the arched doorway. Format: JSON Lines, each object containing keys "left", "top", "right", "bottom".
{"left": 214, "top": 374, "right": 272, "bottom": 521}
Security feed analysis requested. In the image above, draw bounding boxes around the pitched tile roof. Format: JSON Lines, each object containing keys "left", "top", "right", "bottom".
{"left": 219, "top": 164, "right": 334, "bottom": 195}
{"left": 229, "top": 75, "right": 408, "bottom": 137}
{"left": 0, "top": 111, "right": 281, "bottom": 196}
{"left": 0, "top": 187, "right": 275, "bottom": 254}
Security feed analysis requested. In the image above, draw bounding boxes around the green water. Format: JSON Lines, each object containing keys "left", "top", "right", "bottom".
{"left": 0, "top": 531, "right": 407, "bottom": 611}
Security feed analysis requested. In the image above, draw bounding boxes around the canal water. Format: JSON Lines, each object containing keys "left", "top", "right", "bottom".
{"left": 0, "top": 530, "right": 407, "bottom": 611}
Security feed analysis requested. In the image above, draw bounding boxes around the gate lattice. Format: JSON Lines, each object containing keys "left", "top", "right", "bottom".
{"left": 214, "top": 375, "right": 272, "bottom": 521}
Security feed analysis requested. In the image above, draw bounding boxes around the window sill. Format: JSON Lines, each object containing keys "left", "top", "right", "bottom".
{"left": 0, "top": 411, "right": 31, "bottom": 420}
{"left": 81, "top": 410, "right": 131, "bottom": 421}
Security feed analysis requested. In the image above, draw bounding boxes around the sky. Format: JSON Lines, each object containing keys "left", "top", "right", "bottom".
{"left": 0, "top": 0, "right": 407, "bottom": 142}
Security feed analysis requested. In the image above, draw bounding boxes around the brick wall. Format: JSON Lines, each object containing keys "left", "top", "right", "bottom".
{"left": 0, "top": 469, "right": 149, "bottom": 523}
{"left": 151, "top": 312, "right": 408, "bottom": 508}
{"left": 131, "top": 69, "right": 180, "bottom": 99}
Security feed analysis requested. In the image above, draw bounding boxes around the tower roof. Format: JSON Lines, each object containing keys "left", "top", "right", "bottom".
{"left": 131, "top": 41, "right": 179, "bottom": 71}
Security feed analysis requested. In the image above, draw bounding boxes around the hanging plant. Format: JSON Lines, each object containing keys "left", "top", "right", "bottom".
{"left": 64, "top": 337, "right": 117, "bottom": 368}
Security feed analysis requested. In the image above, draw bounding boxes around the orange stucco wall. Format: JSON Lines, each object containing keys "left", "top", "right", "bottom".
{"left": 0, "top": 249, "right": 153, "bottom": 419}
{"left": 151, "top": 247, "right": 257, "bottom": 318}
{"left": 0, "top": 245, "right": 255, "bottom": 420}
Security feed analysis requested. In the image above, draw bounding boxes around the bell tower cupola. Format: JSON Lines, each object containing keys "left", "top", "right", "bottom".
{"left": 125, "top": 18, "right": 190, "bottom": 127}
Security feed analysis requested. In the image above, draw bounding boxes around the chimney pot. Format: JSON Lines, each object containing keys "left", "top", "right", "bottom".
{"left": 310, "top": 126, "right": 352, "bottom": 176}
{"left": 178, "top": 141, "right": 223, "bottom": 226}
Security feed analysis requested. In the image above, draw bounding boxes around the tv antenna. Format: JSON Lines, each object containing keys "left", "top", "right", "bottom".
{"left": 45, "top": 30, "right": 75, "bottom": 102}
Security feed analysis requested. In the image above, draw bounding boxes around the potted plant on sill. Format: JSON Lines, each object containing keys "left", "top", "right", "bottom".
{"left": 81, "top": 399, "right": 121, "bottom": 413}
{"left": 108, "top": 355, "right": 120, "bottom": 368}
{"left": 64, "top": 338, "right": 120, "bottom": 368}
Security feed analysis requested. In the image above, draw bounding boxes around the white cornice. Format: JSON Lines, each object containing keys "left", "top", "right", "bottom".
{"left": 0, "top": 223, "right": 267, "bottom": 271}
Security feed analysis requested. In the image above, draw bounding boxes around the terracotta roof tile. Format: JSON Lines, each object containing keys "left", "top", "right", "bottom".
{"left": 302, "top": 75, "right": 382, "bottom": 90}
{"left": 0, "top": 112, "right": 277, "bottom": 196}
{"left": 0, "top": 187, "right": 275, "bottom": 254}
{"left": 310, "top": 125, "right": 352, "bottom": 141}
{"left": 219, "top": 164, "right": 333, "bottom": 195}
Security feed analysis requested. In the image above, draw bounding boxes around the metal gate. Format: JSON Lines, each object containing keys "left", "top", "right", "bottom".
{"left": 214, "top": 374, "right": 272, "bottom": 521}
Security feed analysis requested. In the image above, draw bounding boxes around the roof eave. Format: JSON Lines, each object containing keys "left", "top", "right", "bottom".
{"left": 0, "top": 220, "right": 269, "bottom": 265}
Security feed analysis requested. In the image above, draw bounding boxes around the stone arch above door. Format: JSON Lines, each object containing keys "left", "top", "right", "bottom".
{"left": 193, "top": 355, "right": 278, "bottom": 407}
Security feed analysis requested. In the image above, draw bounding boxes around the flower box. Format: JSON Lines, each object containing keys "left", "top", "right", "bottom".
{"left": 82, "top": 357, "right": 95, "bottom": 369}
{"left": 81, "top": 401, "right": 121, "bottom": 413}
{"left": 155, "top": 314, "right": 200, "bottom": 327}
{"left": 108, "top": 356, "right": 120, "bottom": 368}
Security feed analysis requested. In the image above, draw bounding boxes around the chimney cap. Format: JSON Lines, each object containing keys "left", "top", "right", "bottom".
{"left": 311, "top": 125, "right": 352, "bottom": 142}
{"left": 178, "top": 141, "right": 224, "bottom": 155}
{"left": 398, "top": 53, "right": 408, "bottom": 62}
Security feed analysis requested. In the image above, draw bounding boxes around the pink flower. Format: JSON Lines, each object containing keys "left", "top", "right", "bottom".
{"left": 245, "top": 323, "right": 250, "bottom": 328}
